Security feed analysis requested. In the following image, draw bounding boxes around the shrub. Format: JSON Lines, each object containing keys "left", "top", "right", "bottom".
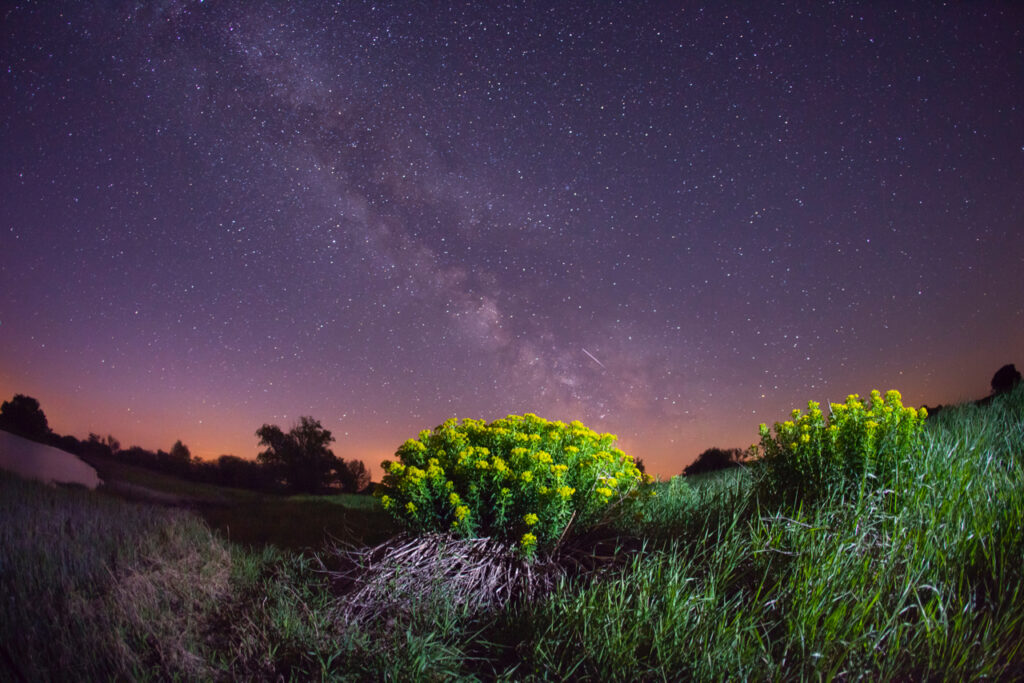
{"left": 376, "top": 414, "right": 649, "bottom": 559}
{"left": 755, "top": 390, "right": 927, "bottom": 506}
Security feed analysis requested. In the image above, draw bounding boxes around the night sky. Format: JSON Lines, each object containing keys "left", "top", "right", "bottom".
{"left": 2, "top": 2, "right": 1022, "bottom": 478}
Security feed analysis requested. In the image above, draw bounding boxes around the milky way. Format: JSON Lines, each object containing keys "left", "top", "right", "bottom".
{"left": 2, "top": 2, "right": 1022, "bottom": 476}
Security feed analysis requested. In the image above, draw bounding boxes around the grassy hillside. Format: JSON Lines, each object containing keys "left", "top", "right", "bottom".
{"left": 2, "top": 384, "right": 1022, "bottom": 680}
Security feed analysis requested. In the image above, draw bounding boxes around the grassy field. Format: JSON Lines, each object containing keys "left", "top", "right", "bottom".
{"left": 82, "top": 454, "right": 396, "bottom": 552}
{"left": 2, "top": 384, "right": 1022, "bottom": 680}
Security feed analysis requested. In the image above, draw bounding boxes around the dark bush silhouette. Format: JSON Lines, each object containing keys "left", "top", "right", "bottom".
{"left": 0, "top": 394, "right": 51, "bottom": 441}
{"left": 991, "top": 364, "right": 1022, "bottom": 396}
{"left": 683, "top": 447, "right": 746, "bottom": 476}
{"left": 49, "top": 433, "right": 84, "bottom": 455}
{"left": 213, "top": 454, "right": 276, "bottom": 490}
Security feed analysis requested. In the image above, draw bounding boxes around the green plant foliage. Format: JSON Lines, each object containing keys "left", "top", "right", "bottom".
{"left": 376, "top": 414, "right": 650, "bottom": 558}
{"left": 755, "top": 389, "right": 927, "bottom": 505}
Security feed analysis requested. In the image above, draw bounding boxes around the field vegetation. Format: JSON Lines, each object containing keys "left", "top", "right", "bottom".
{"left": 2, "top": 384, "right": 1022, "bottom": 680}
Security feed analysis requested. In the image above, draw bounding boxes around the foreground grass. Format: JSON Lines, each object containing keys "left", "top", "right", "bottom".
{"left": 3, "top": 385, "right": 1022, "bottom": 680}
{"left": 495, "top": 387, "right": 1023, "bottom": 680}
{"left": 0, "top": 474, "right": 230, "bottom": 680}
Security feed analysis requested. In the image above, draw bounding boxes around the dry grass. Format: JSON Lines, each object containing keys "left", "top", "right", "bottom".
{"left": 110, "top": 516, "right": 232, "bottom": 679}
{"left": 322, "top": 529, "right": 643, "bottom": 626}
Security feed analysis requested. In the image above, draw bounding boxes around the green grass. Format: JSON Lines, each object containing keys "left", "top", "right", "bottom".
{"left": 3, "top": 384, "right": 1022, "bottom": 680}
{"left": 198, "top": 496, "right": 398, "bottom": 552}
{"left": 86, "top": 454, "right": 260, "bottom": 503}
{"left": 84, "top": 454, "right": 395, "bottom": 552}
{"left": 0, "top": 471, "right": 231, "bottom": 680}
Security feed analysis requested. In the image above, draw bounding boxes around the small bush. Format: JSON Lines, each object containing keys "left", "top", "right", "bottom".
{"left": 755, "top": 390, "right": 927, "bottom": 506}
{"left": 376, "top": 414, "right": 649, "bottom": 559}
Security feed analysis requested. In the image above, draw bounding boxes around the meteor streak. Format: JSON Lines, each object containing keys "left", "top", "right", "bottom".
{"left": 581, "top": 347, "right": 606, "bottom": 369}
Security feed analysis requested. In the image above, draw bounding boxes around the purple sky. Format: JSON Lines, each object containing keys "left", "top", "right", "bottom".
{"left": 2, "top": 2, "right": 1022, "bottom": 478}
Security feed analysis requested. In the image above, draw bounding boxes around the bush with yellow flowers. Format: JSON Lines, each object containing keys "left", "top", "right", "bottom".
{"left": 755, "top": 390, "right": 927, "bottom": 505}
{"left": 375, "top": 414, "right": 650, "bottom": 560}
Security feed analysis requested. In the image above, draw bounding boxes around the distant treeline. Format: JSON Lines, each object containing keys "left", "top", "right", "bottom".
{"left": 0, "top": 395, "right": 371, "bottom": 495}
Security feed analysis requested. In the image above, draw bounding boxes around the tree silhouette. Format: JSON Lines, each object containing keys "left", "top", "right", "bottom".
{"left": 339, "top": 458, "right": 371, "bottom": 493}
{"left": 169, "top": 440, "right": 192, "bottom": 464}
{"left": 991, "top": 364, "right": 1022, "bottom": 396}
{"left": 683, "top": 447, "right": 745, "bottom": 476}
{"left": 256, "top": 416, "right": 341, "bottom": 493}
{"left": 0, "top": 394, "right": 51, "bottom": 441}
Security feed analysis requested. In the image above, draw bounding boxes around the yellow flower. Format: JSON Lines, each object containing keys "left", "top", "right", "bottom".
{"left": 550, "top": 463, "right": 568, "bottom": 477}
{"left": 919, "top": 407, "right": 928, "bottom": 419}
{"left": 449, "top": 492, "right": 461, "bottom": 507}
{"left": 520, "top": 532, "right": 537, "bottom": 549}
{"left": 557, "top": 485, "right": 575, "bottom": 499}
{"left": 405, "top": 501, "right": 416, "bottom": 514}
{"left": 566, "top": 445, "right": 579, "bottom": 454}
{"left": 454, "top": 505, "right": 470, "bottom": 522}
{"left": 380, "top": 495, "right": 393, "bottom": 509}
{"left": 475, "top": 459, "right": 489, "bottom": 470}
{"left": 596, "top": 487, "right": 613, "bottom": 498}
{"left": 523, "top": 513, "right": 539, "bottom": 526}
{"left": 535, "top": 450, "right": 553, "bottom": 464}
{"left": 521, "top": 470, "right": 534, "bottom": 483}
{"left": 800, "top": 433, "right": 810, "bottom": 444}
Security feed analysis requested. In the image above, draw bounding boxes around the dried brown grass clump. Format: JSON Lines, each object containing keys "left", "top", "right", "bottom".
{"left": 323, "top": 530, "right": 642, "bottom": 625}
{"left": 108, "top": 513, "right": 232, "bottom": 679}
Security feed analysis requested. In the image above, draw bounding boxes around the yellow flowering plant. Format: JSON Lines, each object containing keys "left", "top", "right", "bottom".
{"left": 755, "top": 390, "right": 927, "bottom": 506}
{"left": 376, "top": 414, "right": 650, "bottom": 560}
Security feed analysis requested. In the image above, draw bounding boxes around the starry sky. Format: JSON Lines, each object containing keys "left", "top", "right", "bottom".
{"left": 2, "top": 2, "right": 1022, "bottom": 478}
